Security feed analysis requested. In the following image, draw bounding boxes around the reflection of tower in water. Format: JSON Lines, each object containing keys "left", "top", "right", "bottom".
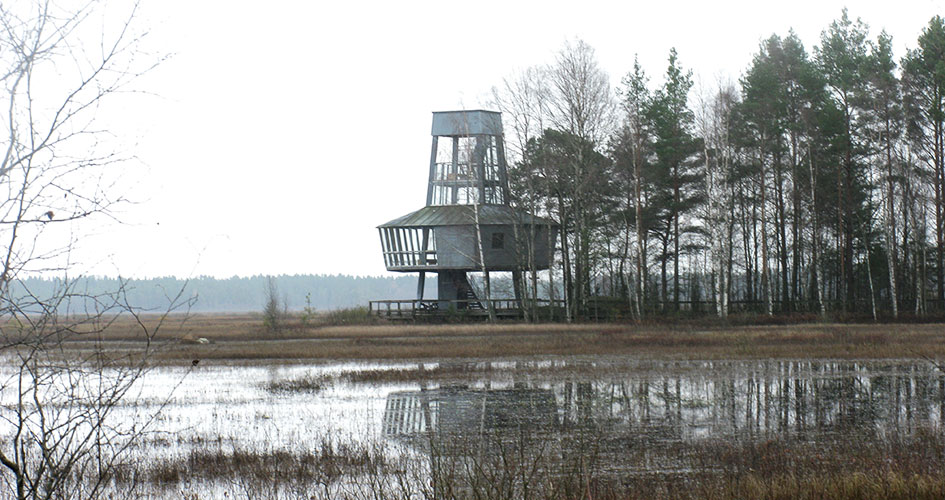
{"left": 382, "top": 386, "right": 558, "bottom": 439}
{"left": 380, "top": 360, "right": 945, "bottom": 444}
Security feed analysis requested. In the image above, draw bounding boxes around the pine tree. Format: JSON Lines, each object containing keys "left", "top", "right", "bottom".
{"left": 648, "top": 48, "right": 702, "bottom": 311}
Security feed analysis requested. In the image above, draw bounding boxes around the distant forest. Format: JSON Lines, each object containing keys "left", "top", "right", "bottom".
{"left": 489, "top": 12, "right": 945, "bottom": 319}
{"left": 12, "top": 275, "right": 417, "bottom": 313}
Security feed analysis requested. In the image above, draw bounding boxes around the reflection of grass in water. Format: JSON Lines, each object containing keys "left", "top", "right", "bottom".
{"left": 262, "top": 363, "right": 536, "bottom": 387}
{"left": 261, "top": 365, "right": 491, "bottom": 391}
{"left": 264, "top": 375, "right": 331, "bottom": 393}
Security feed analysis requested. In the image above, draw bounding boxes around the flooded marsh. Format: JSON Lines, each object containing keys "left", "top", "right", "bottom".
{"left": 6, "top": 356, "right": 937, "bottom": 499}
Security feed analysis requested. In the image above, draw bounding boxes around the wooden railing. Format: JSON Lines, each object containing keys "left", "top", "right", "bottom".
{"left": 368, "top": 299, "right": 567, "bottom": 320}
{"left": 370, "top": 297, "right": 945, "bottom": 321}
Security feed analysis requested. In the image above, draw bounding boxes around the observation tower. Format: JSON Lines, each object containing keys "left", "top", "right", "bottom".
{"left": 377, "top": 110, "right": 557, "bottom": 309}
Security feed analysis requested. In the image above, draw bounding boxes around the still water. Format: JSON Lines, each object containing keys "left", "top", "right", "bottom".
{"left": 123, "top": 357, "right": 944, "bottom": 456}
{"left": 3, "top": 356, "right": 941, "bottom": 497}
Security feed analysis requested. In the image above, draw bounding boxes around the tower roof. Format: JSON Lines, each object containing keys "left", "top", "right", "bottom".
{"left": 431, "top": 110, "right": 502, "bottom": 136}
{"left": 379, "top": 205, "right": 556, "bottom": 229}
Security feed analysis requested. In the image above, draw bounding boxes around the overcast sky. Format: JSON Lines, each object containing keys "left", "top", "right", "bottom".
{"left": 82, "top": 0, "right": 944, "bottom": 279}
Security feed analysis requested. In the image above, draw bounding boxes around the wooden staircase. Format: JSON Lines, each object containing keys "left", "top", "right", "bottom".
{"left": 453, "top": 273, "right": 483, "bottom": 310}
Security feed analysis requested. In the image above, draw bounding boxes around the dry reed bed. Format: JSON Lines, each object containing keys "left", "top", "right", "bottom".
{"left": 153, "top": 323, "right": 944, "bottom": 362}
{"left": 133, "top": 426, "right": 945, "bottom": 500}
{"left": 138, "top": 441, "right": 380, "bottom": 487}
{"left": 32, "top": 313, "right": 945, "bottom": 361}
{"left": 61, "top": 313, "right": 926, "bottom": 341}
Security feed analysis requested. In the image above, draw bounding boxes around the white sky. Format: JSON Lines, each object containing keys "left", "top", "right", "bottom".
{"left": 82, "top": 0, "right": 945, "bottom": 278}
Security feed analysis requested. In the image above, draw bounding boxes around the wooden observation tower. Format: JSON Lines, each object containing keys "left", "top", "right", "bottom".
{"left": 378, "top": 110, "right": 557, "bottom": 310}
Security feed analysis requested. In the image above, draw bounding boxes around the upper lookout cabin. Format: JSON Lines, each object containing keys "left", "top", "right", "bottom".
{"left": 426, "top": 110, "right": 510, "bottom": 207}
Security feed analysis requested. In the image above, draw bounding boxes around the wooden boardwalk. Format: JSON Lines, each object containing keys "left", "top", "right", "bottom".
{"left": 368, "top": 299, "right": 566, "bottom": 321}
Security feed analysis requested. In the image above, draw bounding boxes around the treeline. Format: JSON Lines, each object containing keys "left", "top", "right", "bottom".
{"left": 12, "top": 275, "right": 416, "bottom": 313}
{"left": 493, "top": 11, "right": 945, "bottom": 319}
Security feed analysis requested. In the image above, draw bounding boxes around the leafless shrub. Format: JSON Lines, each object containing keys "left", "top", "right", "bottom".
{"left": 0, "top": 1, "right": 184, "bottom": 499}
{"left": 262, "top": 277, "right": 286, "bottom": 333}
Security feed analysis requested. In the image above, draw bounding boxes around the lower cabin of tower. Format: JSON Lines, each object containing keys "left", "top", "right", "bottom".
{"left": 378, "top": 224, "right": 554, "bottom": 273}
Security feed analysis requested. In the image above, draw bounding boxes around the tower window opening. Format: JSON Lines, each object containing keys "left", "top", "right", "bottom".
{"left": 491, "top": 232, "right": 505, "bottom": 249}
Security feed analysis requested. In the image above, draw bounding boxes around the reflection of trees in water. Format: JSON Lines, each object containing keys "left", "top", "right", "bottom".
{"left": 379, "top": 360, "right": 945, "bottom": 495}
{"left": 382, "top": 360, "right": 944, "bottom": 449}
{"left": 553, "top": 360, "right": 945, "bottom": 441}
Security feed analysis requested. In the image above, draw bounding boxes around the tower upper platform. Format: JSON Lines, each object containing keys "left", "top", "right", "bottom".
{"left": 431, "top": 110, "right": 503, "bottom": 137}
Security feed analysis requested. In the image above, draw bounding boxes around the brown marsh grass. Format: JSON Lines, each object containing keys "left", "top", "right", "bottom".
{"left": 143, "top": 442, "right": 381, "bottom": 485}
{"left": 133, "top": 424, "right": 945, "bottom": 500}
{"left": 41, "top": 313, "right": 945, "bottom": 362}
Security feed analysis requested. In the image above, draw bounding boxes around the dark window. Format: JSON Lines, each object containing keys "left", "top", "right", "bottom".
{"left": 491, "top": 232, "right": 505, "bottom": 249}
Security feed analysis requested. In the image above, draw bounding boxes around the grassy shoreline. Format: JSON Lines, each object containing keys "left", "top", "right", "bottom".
{"left": 53, "top": 313, "right": 945, "bottom": 363}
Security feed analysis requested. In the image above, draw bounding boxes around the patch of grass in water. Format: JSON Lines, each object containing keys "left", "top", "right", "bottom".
{"left": 140, "top": 440, "right": 384, "bottom": 485}
{"left": 264, "top": 375, "right": 332, "bottom": 393}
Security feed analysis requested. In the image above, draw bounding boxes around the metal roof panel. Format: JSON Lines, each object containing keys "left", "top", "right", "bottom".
{"left": 379, "top": 205, "right": 557, "bottom": 228}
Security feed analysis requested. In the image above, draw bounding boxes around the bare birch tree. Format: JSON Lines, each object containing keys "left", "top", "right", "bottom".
{"left": 621, "top": 58, "right": 649, "bottom": 319}
{"left": 697, "top": 82, "right": 737, "bottom": 318}
{"left": 492, "top": 67, "right": 550, "bottom": 321}
{"left": 547, "top": 39, "right": 614, "bottom": 318}
{"left": 0, "top": 2, "right": 181, "bottom": 498}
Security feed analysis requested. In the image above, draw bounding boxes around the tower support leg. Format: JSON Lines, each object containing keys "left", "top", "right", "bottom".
{"left": 512, "top": 270, "right": 523, "bottom": 303}
{"left": 417, "top": 271, "right": 426, "bottom": 301}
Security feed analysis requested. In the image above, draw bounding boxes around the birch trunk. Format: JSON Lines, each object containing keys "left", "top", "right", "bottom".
{"left": 864, "top": 230, "right": 878, "bottom": 321}
{"left": 473, "top": 203, "right": 497, "bottom": 323}
{"left": 808, "top": 151, "right": 826, "bottom": 317}
{"left": 885, "top": 130, "right": 899, "bottom": 318}
{"left": 760, "top": 144, "right": 773, "bottom": 316}
{"left": 633, "top": 146, "right": 645, "bottom": 320}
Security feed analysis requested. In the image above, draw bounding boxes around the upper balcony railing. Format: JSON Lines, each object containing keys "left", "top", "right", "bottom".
{"left": 429, "top": 162, "right": 505, "bottom": 206}
{"left": 381, "top": 249, "right": 438, "bottom": 270}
